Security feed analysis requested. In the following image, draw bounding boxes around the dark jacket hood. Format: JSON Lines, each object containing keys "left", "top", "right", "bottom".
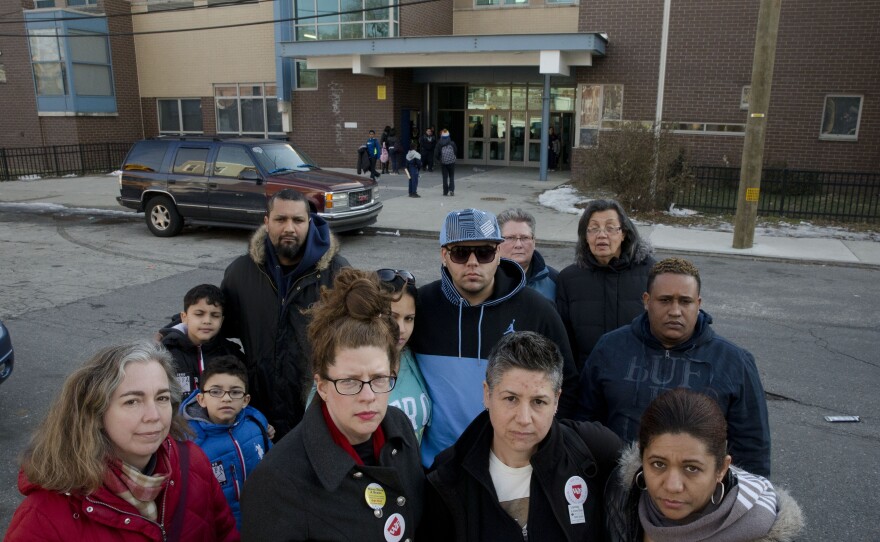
{"left": 577, "top": 237, "right": 654, "bottom": 271}
{"left": 439, "top": 257, "right": 526, "bottom": 308}
{"left": 632, "top": 309, "right": 714, "bottom": 351}
{"left": 247, "top": 215, "right": 340, "bottom": 274}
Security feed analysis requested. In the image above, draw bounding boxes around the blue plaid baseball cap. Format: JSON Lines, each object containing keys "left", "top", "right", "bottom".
{"left": 440, "top": 208, "right": 504, "bottom": 246}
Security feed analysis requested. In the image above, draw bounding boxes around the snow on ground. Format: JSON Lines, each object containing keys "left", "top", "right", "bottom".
{"left": 0, "top": 201, "right": 138, "bottom": 218}
{"left": 17, "top": 175, "right": 41, "bottom": 181}
{"left": 538, "top": 185, "right": 590, "bottom": 215}
{"left": 538, "top": 185, "right": 878, "bottom": 241}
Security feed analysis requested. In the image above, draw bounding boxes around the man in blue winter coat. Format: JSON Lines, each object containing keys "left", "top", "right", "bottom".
{"left": 577, "top": 257, "right": 772, "bottom": 476}
{"left": 409, "top": 208, "right": 580, "bottom": 468}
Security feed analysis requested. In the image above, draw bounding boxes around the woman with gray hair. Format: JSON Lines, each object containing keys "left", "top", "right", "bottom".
{"left": 6, "top": 340, "right": 238, "bottom": 541}
{"left": 420, "top": 331, "right": 623, "bottom": 541}
{"left": 556, "top": 198, "right": 655, "bottom": 371}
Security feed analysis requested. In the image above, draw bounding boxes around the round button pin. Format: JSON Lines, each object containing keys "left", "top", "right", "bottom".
{"left": 365, "top": 482, "right": 387, "bottom": 510}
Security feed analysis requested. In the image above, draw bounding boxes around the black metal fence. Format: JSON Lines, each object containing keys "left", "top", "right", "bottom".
{"left": 0, "top": 142, "right": 132, "bottom": 181}
{"left": 678, "top": 166, "right": 880, "bottom": 223}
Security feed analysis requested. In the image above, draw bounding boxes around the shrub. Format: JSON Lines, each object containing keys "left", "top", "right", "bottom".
{"left": 574, "top": 122, "right": 694, "bottom": 212}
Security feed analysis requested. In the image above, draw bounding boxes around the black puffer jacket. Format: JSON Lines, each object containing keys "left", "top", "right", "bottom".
{"left": 158, "top": 324, "right": 245, "bottom": 396}
{"left": 221, "top": 218, "right": 348, "bottom": 440}
{"left": 420, "top": 410, "right": 623, "bottom": 542}
{"left": 556, "top": 242, "right": 654, "bottom": 371}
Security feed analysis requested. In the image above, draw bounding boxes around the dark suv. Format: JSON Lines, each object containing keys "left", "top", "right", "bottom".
{"left": 117, "top": 137, "right": 382, "bottom": 237}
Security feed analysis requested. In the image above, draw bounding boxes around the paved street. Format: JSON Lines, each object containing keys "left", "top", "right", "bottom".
{"left": 0, "top": 208, "right": 878, "bottom": 539}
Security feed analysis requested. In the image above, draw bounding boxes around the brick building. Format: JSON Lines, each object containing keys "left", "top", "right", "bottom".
{"left": 1, "top": 0, "right": 877, "bottom": 175}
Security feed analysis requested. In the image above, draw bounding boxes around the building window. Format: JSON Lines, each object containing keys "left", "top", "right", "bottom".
{"left": 68, "top": 0, "right": 99, "bottom": 6}
{"left": 33, "top": 0, "right": 56, "bottom": 7}
{"left": 146, "top": 0, "right": 194, "bottom": 12}
{"left": 158, "top": 99, "right": 202, "bottom": 134}
{"left": 475, "top": 0, "right": 527, "bottom": 5}
{"left": 665, "top": 122, "right": 745, "bottom": 135}
{"left": 295, "top": 60, "right": 317, "bottom": 90}
{"left": 29, "top": 28, "right": 67, "bottom": 96}
{"left": 576, "top": 84, "right": 623, "bottom": 146}
{"left": 545, "top": 0, "right": 575, "bottom": 4}
{"left": 215, "top": 83, "right": 284, "bottom": 137}
{"left": 69, "top": 30, "right": 112, "bottom": 96}
{"left": 295, "top": 0, "right": 398, "bottom": 41}
{"left": 0, "top": 64, "right": 6, "bottom": 83}
{"left": 820, "top": 95, "right": 862, "bottom": 140}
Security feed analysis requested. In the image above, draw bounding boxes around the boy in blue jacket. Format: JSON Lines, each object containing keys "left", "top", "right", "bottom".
{"left": 182, "top": 355, "right": 271, "bottom": 530}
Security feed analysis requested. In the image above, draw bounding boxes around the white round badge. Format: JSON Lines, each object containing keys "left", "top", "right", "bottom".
{"left": 384, "top": 512, "right": 405, "bottom": 542}
{"left": 564, "top": 475, "right": 588, "bottom": 505}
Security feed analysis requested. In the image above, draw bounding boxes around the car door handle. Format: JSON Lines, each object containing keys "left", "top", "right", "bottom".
{"left": 208, "top": 183, "right": 218, "bottom": 188}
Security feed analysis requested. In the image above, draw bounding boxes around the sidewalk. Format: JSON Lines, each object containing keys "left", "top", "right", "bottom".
{"left": 1, "top": 168, "right": 878, "bottom": 266}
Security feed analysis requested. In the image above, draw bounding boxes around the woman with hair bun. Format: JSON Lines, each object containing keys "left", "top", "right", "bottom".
{"left": 241, "top": 268, "right": 424, "bottom": 541}
{"left": 605, "top": 388, "right": 804, "bottom": 542}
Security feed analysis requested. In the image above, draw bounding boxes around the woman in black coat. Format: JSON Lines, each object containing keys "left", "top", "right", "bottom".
{"left": 241, "top": 269, "right": 424, "bottom": 541}
{"left": 420, "top": 331, "right": 623, "bottom": 542}
{"left": 556, "top": 199, "right": 655, "bottom": 372}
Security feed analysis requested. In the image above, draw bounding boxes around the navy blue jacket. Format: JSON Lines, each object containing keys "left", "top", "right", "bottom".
{"left": 578, "top": 310, "right": 771, "bottom": 476}
{"left": 524, "top": 249, "right": 559, "bottom": 302}
{"left": 182, "top": 390, "right": 271, "bottom": 531}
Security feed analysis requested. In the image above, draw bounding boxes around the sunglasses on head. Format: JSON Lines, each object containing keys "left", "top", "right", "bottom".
{"left": 376, "top": 268, "right": 416, "bottom": 285}
{"left": 446, "top": 245, "right": 498, "bottom": 264}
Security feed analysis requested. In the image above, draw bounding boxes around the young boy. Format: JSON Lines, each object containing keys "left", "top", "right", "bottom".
{"left": 182, "top": 355, "right": 271, "bottom": 530}
{"left": 159, "top": 284, "right": 244, "bottom": 395}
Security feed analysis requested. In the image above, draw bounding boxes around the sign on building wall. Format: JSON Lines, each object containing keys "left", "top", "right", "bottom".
{"left": 377, "top": 85, "right": 387, "bottom": 100}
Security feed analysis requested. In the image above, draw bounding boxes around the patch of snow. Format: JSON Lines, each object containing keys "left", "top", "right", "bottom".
{"left": 539, "top": 185, "right": 590, "bottom": 215}
{"left": 0, "top": 201, "right": 139, "bottom": 218}
{"left": 696, "top": 219, "right": 878, "bottom": 242}
{"left": 376, "top": 230, "right": 400, "bottom": 236}
{"left": 62, "top": 173, "right": 79, "bottom": 178}
{"left": 472, "top": 167, "right": 486, "bottom": 173}
{"left": 108, "top": 170, "right": 122, "bottom": 176}
{"left": 17, "top": 174, "right": 41, "bottom": 181}
{"left": 666, "top": 203, "right": 699, "bottom": 217}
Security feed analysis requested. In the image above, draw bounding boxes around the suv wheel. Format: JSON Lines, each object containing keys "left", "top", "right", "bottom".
{"left": 145, "top": 196, "right": 184, "bottom": 237}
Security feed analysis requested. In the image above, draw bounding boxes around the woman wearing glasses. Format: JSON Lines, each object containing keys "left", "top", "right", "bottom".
{"left": 241, "top": 268, "right": 424, "bottom": 541}
{"left": 556, "top": 199, "right": 655, "bottom": 371}
{"left": 378, "top": 268, "right": 432, "bottom": 444}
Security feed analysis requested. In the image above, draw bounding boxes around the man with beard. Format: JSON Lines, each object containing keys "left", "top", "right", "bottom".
{"left": 221, "top": 189, "right": 348, "bottom": 440}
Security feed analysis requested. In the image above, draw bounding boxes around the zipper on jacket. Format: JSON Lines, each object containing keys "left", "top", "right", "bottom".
{"left": 85, "top": 494, "right": 167, "bottom": 541}
{"left": 229, "top": 427, "right": 248, "bottom": 500}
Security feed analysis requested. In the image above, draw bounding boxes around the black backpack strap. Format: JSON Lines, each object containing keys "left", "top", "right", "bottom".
{"left": 167, "top": 440, "right": 190, "bottom": 542}
{"left": 559, "top": 422, "right": 598, "bottom": 478}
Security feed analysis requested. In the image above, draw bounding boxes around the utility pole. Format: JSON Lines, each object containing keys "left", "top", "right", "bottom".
{"left": 733, "top": 0, "right": 782, "bottom": 249}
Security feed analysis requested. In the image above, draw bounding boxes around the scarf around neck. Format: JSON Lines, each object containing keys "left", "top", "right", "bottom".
{"left": 638, "top": 467, "right": 778, "bottom": 542}
{"left": 102, "top": 442, "right": 171, "bottom": 521}
{"left": 321, "top": 402, "right": 386, "bottom": 466}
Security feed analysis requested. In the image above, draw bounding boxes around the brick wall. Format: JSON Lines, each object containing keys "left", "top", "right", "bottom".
{"left": 577, "top": 0, "right": 879, "bottom": 173}
{"left": 401, "top": 0, "right": 453, "bottom": 37}
{"left": 0, "top": 12, "right": 42, "bottom": 148}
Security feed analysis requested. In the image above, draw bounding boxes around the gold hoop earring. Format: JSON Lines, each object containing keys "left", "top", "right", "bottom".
{"left": 710, "top": 481, "right": 725, "bottom": 505}
{"left": 635, "top": 470, "right": 647, "bottom": 490}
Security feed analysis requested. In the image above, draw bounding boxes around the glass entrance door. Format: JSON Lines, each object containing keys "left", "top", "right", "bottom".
{"left": 526, "top": 115, "right": 543, "bottom": 166}
{"left": 466, "top": 113, "right": 485, "bottom": 161}
{"left": 487, "top": 113, "right": 508, "bottom": 165}
{"left": 510, "top": 112, "right": 526, "bottom": 164}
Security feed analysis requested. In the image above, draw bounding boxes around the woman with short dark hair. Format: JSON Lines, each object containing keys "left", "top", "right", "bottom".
{"left": 420, "top": 331, "right": 623, "bottom": 541}
{"left": 5, "top": 340, "right": 238, "bottom": 541}
{"left": 605, "top": 388, "right": 804, "bottom": 541}
{"left": 556, "top": 198, "right": 655, "bottom": 370}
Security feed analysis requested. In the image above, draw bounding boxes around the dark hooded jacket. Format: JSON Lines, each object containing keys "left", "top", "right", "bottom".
{"left": 605, "top": 444, "right": 803, "bottom": 542}
{"left": 578, "top": 310, "right": 771, "bottom": 476}
{"left": 158, "top": 324, "right": 245, "bottom": 396}
{"left": 420, "top": 410, "right": 623, "bottom": 542}
{"left": 556, "top": 239, "right": 655, "bottom": 371}
{"left": 409, "top": 258, "right": 580, "bottom": 468}
{"left": 220, "top": 216, "right": 348, "bottom": 440}
{"left": 525, "top": 249, "right": 559, "bottom": 302}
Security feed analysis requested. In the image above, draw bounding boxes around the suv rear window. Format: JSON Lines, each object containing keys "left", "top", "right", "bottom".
{"left": 123, "top": 141, "right": 167, "bottom": 172}
{"left": 172, "top": 147, "right": 210, "bottom": 176}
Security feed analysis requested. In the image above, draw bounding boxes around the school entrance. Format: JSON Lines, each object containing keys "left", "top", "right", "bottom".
{"left": 435, "top": 84, "right": 576, "bottom": 169}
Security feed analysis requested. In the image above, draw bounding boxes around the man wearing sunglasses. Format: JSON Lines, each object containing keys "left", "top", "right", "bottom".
{"left": 409, "top": 208, "right": 580, "bottom": 468}
{"left": 221, "top": 189, "right": 349, "bottom": 441}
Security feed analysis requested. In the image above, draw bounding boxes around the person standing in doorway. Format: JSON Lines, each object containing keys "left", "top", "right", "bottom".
{"left": 419, "top": 127, "right": 436, "bottom": 172}
{"left": 435, "top": 129, "right": 457, "bottom": 196}
{"left": 548, "top": 127, "right": 561, "bottom": 171}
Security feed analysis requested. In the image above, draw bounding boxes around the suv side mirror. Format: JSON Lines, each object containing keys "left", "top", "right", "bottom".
{"left": 239, "top": 169, "right": 263, "bottom": 184}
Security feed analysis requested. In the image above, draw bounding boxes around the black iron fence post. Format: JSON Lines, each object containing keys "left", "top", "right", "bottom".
{"left": 778, "top": 168, "right": 787, "bottom": 217}
{"left": 79, "top": 143, "right": 86, "bottom": 176}
{"left": 0, "top": 148, "right": 8, "bottom": 181}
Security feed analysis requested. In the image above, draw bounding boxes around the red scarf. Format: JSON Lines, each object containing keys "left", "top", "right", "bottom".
{"left": 321, "top": 403, "right": 385, "bottom": 465}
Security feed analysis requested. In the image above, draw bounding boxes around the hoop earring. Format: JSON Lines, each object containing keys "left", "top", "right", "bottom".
{"left": 710, "top": 481, "right": 725, "bottom": 505}
{"left": 635, "top": 471, "right": 647, "bottom": 491}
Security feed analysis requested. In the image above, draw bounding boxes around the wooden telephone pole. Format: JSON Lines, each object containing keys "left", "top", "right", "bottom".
{"left": 733, "top": 0, "right": 783, "bottom": 249}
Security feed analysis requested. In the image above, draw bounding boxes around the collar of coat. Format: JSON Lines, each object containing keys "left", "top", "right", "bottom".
{"left": 439, "top": 257, "right": 526, "bottom": 307}
{"left": 247, "top": 222, "right": 340, "bottom": 272}
{"left": 301, "top": 399, "right": 414, "bottom": 492}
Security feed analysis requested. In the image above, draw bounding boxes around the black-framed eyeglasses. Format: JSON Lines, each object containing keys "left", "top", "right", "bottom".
{"left": 204, "top": 388, "right": 247, "bottom": 400}
{"left": 586, "top": 226, "right": 623, "bottom": 237}
{"left": 376, "top": 269, "right": 416, "bottom": 285}
{"left": 447, "top": 245, "right": 498, "bottom": 264}
{"left": 324, "top": 376, "right": 397, "bottom": 396}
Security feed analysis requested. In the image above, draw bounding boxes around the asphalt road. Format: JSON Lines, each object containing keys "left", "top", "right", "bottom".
{"left": 0, "top": 208, "right": 878, "bottom": 539}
